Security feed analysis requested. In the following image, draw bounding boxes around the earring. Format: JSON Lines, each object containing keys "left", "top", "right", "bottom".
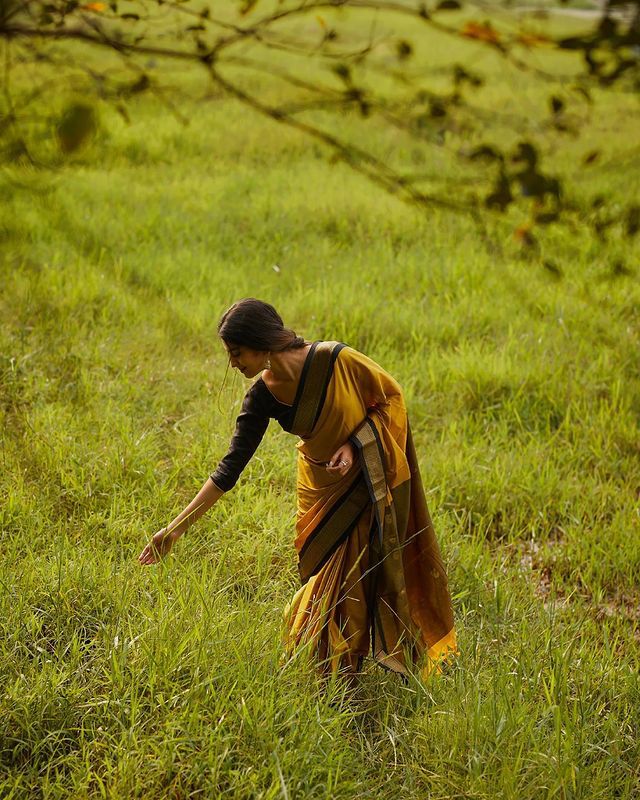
{"left": 265, "top": 353, "right": 271, "bottom": 370}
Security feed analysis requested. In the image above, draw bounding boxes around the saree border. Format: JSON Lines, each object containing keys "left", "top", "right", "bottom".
{"left": 349, "top": 418, "right": 387, "bottom": 529}
{"left": 290, "top": 341, "right": 345, "bottom": 437}
{"left": 349, "top": 418, "right": 388, "bottom": 657}
{"left": 311, "top": 343, "right": 345, "bottom": 430}
{"left": 350, "top": 416, "right": 416, "bottom": 663}
{"left": 289, "top": 341, "right": 318, "bottom": 418}
{"left": 298, "top": 474, "right": 370, "bottom": 584}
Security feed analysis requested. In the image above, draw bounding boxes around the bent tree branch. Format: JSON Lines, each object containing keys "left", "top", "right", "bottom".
{"left": 1, "top": 0, "right": 639, "bottom": 262}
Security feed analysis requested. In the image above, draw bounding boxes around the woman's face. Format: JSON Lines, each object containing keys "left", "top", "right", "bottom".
{"left": 223, "top": 342, "right": 267, "bottom": 379}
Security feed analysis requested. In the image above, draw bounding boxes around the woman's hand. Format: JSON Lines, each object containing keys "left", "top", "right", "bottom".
{"left": 136, "top": 479, "right": 224, "bottom": 566}
{"left": 327, "top": 442, "right": 357, "bottom": 477}
{"left": 138, "top": 527, "right": 180, "bottom": 566}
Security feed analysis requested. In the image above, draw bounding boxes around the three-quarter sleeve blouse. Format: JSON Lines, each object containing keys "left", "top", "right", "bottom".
{"left": 210, "top": 379, "right": 292, "bottom": 492}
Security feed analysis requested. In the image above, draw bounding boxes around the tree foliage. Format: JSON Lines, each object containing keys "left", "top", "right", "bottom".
{"left": 1, "top": 0, "right": 639, "bottom": 257}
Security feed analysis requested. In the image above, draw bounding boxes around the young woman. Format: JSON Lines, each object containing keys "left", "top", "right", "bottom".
{"left": 138, "top": 299, "right": 456, "bottom": 680}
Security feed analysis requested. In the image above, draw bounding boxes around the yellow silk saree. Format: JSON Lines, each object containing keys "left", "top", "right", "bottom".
{"left": 283, "top": 342, "right": 456, "bottom": 679}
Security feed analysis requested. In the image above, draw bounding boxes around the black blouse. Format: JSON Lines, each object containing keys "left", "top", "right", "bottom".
{"left": 211, "top": 378, "right": 293, "bottom": 492}
{"left": 210, "top": 379, "right": 293, "bottom": 492}
{"left": 209, "top": 341, "right": 345, "bottom": 492}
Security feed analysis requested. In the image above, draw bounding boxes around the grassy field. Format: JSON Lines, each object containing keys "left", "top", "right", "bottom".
{"left": 1, "top": 2, "right": 639, "bottom": 797}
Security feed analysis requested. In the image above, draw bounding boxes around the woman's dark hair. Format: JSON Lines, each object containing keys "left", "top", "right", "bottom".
{"left": 218, "top": 298, "right": 306, "bottom": 352}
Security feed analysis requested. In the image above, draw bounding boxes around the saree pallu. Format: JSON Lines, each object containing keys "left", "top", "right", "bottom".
{"left": 283, "top": 342, "right": 456, "bottom": 679}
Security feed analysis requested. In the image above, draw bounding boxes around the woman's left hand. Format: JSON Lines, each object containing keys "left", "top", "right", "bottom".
{"left": 327, "top": 442, "right": 356, "bottom": 476}
{"left": 138, "top": 527, "right": 179, "bottom": 565}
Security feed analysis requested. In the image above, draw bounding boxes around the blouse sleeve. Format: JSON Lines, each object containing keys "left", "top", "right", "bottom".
{"left": 210, "top": 382, "right": 272, "bottom": 492}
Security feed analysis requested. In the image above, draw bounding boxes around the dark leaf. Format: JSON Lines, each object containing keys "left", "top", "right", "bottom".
{"left": 485, "top": 171, "right": 512, "bottom": 212}
{"left": 127, "top": 74, "right": 150, "bottom": 94}
{"left": 558, "top": 36, "right": 586, "bottom": 50}
{"left": 627, "top": 28, "right": 640, "bottom": 47}
{"left": 516, "top": 169, "right": 559, "bottom": 200}
{"left": 535, "top": 211, "right": 559, "bottom": 224}
{"left": 436, "top": 0, "right": 461, "bottom": 9}
{"left": 6, "top": 138, "right": 29, "bottom": 163}
{"left": 626, "top": 205, "right": 640, "bottom": 238}
{"left": 546, "top": 177, "right": 561, "bottom": 200}
{"left": 517, "top": 170, "right": 542, "bottom": 197}
{"left": 512, "top": 141, "right": 537, "bottom": 167}
{"left": 56, "top": 103, "right": 96, "bottom": 153}
{"left": 429, "top": 100, "right": 447, "bottom": 118}
{"left": 120, "top": 12, "right": 140, "bottom": 20}
{"left": 453, "top": 64, "right": 483, "bottom": 87}
{"left": 543, "top": 260, "right": 563, "bottom": 279}
{"left": 550, "top": 95, "right": 564, "bottom": 114}
{"left": 114, "top": 102, "right": 130, "bottom": 123}
{"left": 597, "top": 15, "right": 617, "bottom": 38}
{"left": 396, "top": 40, "right": 413, "bottom": 60}
{"left": 582, "top": 150, "right": 600, "bottom": 165}
{"left": 612, "top": 259, "right": 632, "bottom": 277}
{"left": 333, "top": 63, "right": 351, "bottom": 83}
{"left": 467, "top": 144, "right": 503, "bottom": 162}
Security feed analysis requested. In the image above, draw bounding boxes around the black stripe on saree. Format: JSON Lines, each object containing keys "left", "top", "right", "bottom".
{"left": 350, "top": 416, "right": 394, "bottom": 659}
{"left": 350, "top": 418, "right": 387, "bottom": 531}
{"left": 298, "top": 474, "right": 370, "bottom": 585}
{"left": 290, "top": 342, "right": 345, "bottom": 438}
{"left": 311, "top": 343, "right": 345, "bottom": 430}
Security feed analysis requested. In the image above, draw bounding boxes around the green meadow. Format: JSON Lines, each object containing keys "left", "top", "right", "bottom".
{"left": 1, "top": 3, "right": 639, "bottom": 797}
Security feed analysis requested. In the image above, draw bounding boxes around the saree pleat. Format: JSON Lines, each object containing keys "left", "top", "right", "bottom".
{"left": 282, "top": 342, "right": 456, "bottom": 679}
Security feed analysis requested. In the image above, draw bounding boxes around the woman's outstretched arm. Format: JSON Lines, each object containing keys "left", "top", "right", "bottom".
{"left": 138, "top": 478, "right": 224, "bottom": 565}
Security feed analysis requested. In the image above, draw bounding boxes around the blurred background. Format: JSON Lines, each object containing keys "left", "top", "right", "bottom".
{"left": 1, "top": 1, "right": 639, "bottom": 797}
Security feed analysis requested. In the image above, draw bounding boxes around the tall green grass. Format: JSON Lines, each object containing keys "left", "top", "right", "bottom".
{"left": 1, "top": 5, "right": 639, "bottom": 798}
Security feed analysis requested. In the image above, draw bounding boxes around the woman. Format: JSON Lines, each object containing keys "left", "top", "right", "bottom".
{"left": 138, "top": 299, "right": 456, "bottom": 680}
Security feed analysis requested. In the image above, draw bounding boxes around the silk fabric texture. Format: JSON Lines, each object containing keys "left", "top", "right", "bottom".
{"left": 283, "top": 343, "right": 457, "bottom": 679}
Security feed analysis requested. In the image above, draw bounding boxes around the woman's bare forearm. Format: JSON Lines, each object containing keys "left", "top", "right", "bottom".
{"left": 165, "top": 478, "right": 224, "bottom": 539}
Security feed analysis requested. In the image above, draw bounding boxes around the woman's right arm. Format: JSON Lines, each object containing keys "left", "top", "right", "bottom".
{"left": 138, "top": 382, "right": 273, "bottom": 565}
{"left": 138, "top": 478, "right": 224, "bottom": 565}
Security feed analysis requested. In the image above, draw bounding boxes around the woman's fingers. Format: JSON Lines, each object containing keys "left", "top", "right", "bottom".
{"left": 327, "top": 446, "right": 349, "bottom": 469}
{"left": 329, "top": 444, "right": 355, "bottom": 471}
{"left": 326, "top": 460, "right": 351, "bottom": 476}
{"left": 139, "top": 527, "right": 175, "bottom": 566}
{"left": 138, "top": 541, "right": 160, "bottom": 565}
